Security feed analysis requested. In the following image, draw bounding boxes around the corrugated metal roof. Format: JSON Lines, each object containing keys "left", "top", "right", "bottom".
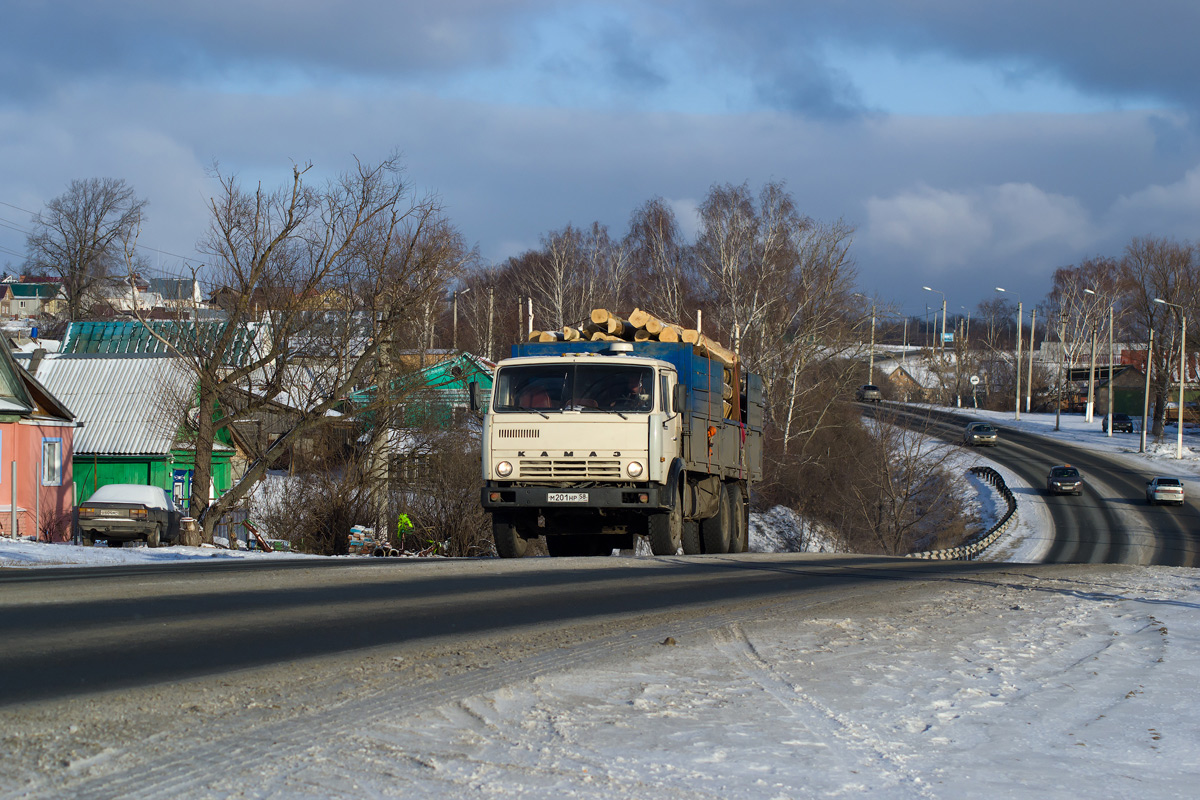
{"left": 26, "top": 354, "right": 194, "bottom": 456}
{"left": 61, "top": 320, "right": 264, "bottom": 365}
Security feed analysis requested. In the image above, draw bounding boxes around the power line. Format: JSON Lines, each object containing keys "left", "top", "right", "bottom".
{"left": 1, "top": 196, "right": 203, "bottom": 265}
{"left": 0, "top": 199, "right": 36, "bottom": 216}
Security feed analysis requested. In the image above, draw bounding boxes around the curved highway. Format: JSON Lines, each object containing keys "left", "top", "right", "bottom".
{"left": 869, "top": 403, "right": 1200, "bottom": 567}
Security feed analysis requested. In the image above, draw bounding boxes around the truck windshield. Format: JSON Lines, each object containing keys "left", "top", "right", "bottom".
{"left": 494, "top": 364, "right": 655, "bottom": 413}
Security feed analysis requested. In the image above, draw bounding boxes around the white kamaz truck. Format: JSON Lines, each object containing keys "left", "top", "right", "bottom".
{"left": 477, "top": 339, "right": 764, "bottom": 557}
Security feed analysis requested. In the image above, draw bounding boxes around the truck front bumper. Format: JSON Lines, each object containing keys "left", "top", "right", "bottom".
{"left": 482, "top": 483, "right": 668, "bottom": 513}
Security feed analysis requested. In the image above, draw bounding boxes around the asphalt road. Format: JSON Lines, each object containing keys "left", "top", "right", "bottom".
{"left": 0, "top": 554, "right": 1027, "bottom": 707}
{"left": 4, "top": 404, "right": 1197, "bottom": 709}
{"left": 870, "top": 403, "right": 1200, "bottom": 567}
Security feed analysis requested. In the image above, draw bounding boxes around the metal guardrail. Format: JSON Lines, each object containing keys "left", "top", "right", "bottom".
{"left": 908, "top": 466, "right": 1017, "bottom": 561}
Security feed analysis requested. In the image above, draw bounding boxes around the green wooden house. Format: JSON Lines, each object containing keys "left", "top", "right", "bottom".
{"left": 348, "top": 352, "right": 495, "bottom": 427}
{"left": 17, "top": 353, "right": 233, "bottom": 506}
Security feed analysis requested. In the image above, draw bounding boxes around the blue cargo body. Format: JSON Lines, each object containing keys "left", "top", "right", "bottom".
{"left": 513, "top": 340, "right": 763, "bottom": 481}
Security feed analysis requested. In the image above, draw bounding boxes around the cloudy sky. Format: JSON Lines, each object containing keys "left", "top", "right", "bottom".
{"left": 3, "top": 1, "right": 1200, "bottom": 317}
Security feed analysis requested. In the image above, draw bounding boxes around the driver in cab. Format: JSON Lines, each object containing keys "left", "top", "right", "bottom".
{"left": 609, "top": 372, "right": 650, "bottom": 411}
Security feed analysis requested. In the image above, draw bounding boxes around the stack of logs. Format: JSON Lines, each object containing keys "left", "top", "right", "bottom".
{"left": 530, "top": 308, "right": 739, "bottom": 418}
{"left": 530, "top": 308, "right": 738, "bottom": 368}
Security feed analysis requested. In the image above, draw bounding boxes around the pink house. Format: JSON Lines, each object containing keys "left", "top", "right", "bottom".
{"left": 0, "top": 344, "right": 78, "bottom": 541}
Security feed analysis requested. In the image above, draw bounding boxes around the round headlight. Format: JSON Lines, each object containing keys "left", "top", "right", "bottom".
{"left": 496, "top": 460, "right": 513, "bottom": 477}
{"left": 626, "top": 461, "right": 643, "bottom": 478}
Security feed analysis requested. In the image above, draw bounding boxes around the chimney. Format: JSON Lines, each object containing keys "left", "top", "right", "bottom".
{"left": 28, "top": 348, "right": 46, "bottom": 375}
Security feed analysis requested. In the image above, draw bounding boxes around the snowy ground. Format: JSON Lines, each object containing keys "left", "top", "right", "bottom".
{"left": 3, "top": 410, "right": 1199, "bottom": 798}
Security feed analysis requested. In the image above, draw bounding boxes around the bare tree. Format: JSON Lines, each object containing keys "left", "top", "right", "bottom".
{"left": 762, "top": 218, "right": 859, "bottom": 457}
{"left": 842, "top": 410, "right": 965, "bottom": 556}
{"left": 25, "top": 177, "right": 148, "bottom": 321}
{"left": 626, "top": 197, "right": 692, "bottom": 323}
{"left": 134, "top": 156, "right": 464, "bottom": 543}
{"left": 1118, "top": 237, "right": 1198, "bottom": 434}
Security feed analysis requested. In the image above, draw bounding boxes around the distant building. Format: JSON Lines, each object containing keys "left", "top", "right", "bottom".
{"left": 0, "top": 282, "right": 63, "bottom": 319}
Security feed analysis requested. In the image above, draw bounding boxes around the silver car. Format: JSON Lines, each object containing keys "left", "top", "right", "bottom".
{"left": 963, "top": 422, "right": 999, "bottom": 446}
{"left": 856, "top": 384, "right": 882, "bottom": 403}
{"left": 1146, "top": 477, "right": 1185, "bottom": 506}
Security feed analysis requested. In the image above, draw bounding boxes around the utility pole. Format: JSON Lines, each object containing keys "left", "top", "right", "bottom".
{"left": 452, "top": 287, "right": 471, "bottom": 352}
{"left": 1141, "top": 329, "right": 1153, "bottom": 453}
{"left": 868, "top": 303, "right": 876, "bottom": 383}
{"left": 1056, "top": 311, "right": 1066, "bottom": 431}
{"left": 486, "top": 286, "right": 494, "bottom": 362}
{"left": 1026, "top": 308, "right": 1036, "bottom": 413}
{"left": 1107, "top": 303, "right": 1114, "bottom": 438}
{"left": 1086, "top": 327, "right": 1097, "bottom": 422}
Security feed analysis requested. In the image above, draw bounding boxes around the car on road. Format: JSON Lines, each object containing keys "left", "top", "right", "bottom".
{"left": 1046, "top": 465, "right": 1084, "bottom": 496}
{"left": 856, "top": 384, "right": 882, "bottom": 403}
{"left": 963, "top": 422, "right": 1000, "bottom": 446}
{"left": 78, "top": 484, "right": 181, "bottom": 547}
{"left": 1146, "top": 477, "right": 1186, "bottom": 506}
{"left": 1102, "top": 413, "right": 1134, "bottom": 433}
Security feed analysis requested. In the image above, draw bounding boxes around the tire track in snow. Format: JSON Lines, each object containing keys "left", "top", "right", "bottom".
{"left": 710, "top": 622, "right": 938, "bottom": 799}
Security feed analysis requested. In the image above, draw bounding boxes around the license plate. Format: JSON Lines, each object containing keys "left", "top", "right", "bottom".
{"left": 547, "top": 492, "right": 588, "bottom": 503}
{"left": 98, "top": 509, "right": 122, "bottom": 517}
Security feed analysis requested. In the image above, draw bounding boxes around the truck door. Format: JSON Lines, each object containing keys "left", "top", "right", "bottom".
{"left": 662, "top": 369, "right": 682, "bottom": 461}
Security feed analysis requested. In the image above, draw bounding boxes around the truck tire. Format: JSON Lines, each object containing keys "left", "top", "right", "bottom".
{"left": 726, "top": 483, "right": 748, "bottom": 553}
{"left": 701, "top": 488, "right": 731, "bottom": 554}
{"left": 147, "top": 525, "right": 161, "bottom": 548}
{"left": 648, "top": 494, "right": 683, "bottom": 555}
{"left": 492, "top": 516, "right": 528, "bottom": 558}
{"left": 681, "top": 520, "right": 702, "bottom": 555}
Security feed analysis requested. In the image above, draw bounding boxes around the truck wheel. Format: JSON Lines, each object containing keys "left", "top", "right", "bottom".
{"left": 726, "top": 483, "right": 748, "bottom": 553}
{"left": 701, "top": 489, "right": 731, "bottom": 554}
{"left": 147, "top": 526, "right": 161, "bottom": 548}
{"left": 492, "top": 516, "right": 528, "bottom": 558}
{"left": 681, "top": 520, "right": 702, "bottom": 555}
{"left": 648, "top": 497, "right": 683, "bottom": 555}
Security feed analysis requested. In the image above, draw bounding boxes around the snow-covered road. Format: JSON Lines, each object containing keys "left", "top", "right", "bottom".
{"left": 2, "top": 561, "right": 1196, "bottom": 799}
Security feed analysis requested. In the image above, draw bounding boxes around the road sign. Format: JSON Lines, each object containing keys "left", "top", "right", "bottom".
{"left": 970, "top": 375, "right": 981, "bottom": 386}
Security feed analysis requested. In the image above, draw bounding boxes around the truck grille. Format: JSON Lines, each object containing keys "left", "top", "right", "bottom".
{"left": 498, "top": 429, "right": 540, "bottom": 439}
{"left": 519, "top": 459, "right": 622, "bottom": 479}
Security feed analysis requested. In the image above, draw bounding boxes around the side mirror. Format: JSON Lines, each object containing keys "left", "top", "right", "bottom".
{"left": 468, "top": 381, "right": 479, "bottom": 412}
{"left": 672, "top": 385, "right": 684, "bottom": 413}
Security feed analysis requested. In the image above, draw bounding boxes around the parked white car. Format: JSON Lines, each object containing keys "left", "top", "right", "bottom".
{"left": 1146, "top": 477, "right": 1185, "bottom": 506}
{"left": 78, "top": 484, "right": 181, "bottom": 547}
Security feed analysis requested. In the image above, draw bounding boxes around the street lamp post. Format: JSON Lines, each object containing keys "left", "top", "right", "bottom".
{"left": 922, "top": 287, "right": 946, "bottom": 355}
{"left": 1085, "top": 288, "right": 1115, "bottom": 436}
{"left": 996, "top": 287, "right": 1022, "bottom": 421}
{"left": 1154, "top": 298, "right": 1186, "bottom": 459}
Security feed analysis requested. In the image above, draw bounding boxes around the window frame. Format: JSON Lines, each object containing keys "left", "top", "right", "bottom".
{"left": 41, "top": 437, "right": 63, "bottom": 486}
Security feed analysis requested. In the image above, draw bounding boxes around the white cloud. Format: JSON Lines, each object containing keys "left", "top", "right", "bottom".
{"left": 864, "top": 182, "right": 1092, "bottom": 272}
{"left": 1108, "top": 165, "right": 1200, "bottom": 240}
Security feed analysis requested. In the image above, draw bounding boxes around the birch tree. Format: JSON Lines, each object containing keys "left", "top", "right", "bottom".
{"left": 25, "top": 177, "right": 148, "bottom": 321}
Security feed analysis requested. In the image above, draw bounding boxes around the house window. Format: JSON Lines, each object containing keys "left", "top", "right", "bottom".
{"left": 41, "top": 438, "right": 62, "bottom": 486}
